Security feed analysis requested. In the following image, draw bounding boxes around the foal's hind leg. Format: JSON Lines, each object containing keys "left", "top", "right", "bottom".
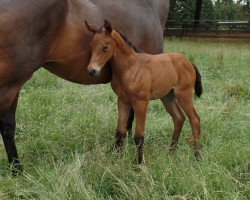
{"left": 186, "top": 109, "right": 201, "bottom": 142}
{"left": 160, "top": 90, "right": 185, "bottom": 151}
{"left": 0, "top": 93, "right": 22, "bottom": 174}
{"left": 175, "top": 90, "right": 201, "bottom": 161}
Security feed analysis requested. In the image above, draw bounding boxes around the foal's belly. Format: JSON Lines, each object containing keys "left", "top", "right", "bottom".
{"left": 149, "top": 67, "right": 178, "bottom": 100}
{"left": 149, "top": 86, "right": 174, "bottom": 100}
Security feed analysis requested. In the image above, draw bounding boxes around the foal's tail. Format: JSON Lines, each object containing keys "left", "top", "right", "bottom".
{"left": 192, "top": 64, "right": 203, "bottom": 97}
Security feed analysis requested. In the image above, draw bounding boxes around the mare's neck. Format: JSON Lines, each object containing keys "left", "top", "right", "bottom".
{"left": 111, "top": 30, "right": 138, "bottom": 75}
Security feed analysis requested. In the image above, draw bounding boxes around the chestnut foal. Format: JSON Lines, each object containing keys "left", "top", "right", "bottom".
{"left": 85, "top": 20, "right": 203, "bottom": 163}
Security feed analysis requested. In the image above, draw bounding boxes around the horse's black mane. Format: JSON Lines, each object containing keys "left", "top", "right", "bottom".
{"left": 116, "top": 30, "right": 141, "bottom": 53}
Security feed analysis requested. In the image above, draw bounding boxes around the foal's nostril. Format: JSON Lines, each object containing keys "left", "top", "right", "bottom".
{"left": 88, "top": 69, "right": 96, "bottom": 77}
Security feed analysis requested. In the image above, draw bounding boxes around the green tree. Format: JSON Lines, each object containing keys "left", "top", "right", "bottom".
{"left": 194, "top": 0, "right": 203, "bottom": 29}
{"left": 214, "top": 0, "right": 237, "bottom": 20}
{"left": 235, "top": 0, "right": 250, "bottom": 20}
{"left": 168, "top": 0, "right": 196, "bottom": 23}
{"left": 201, "top": 0, "right": 215, "bottom": 21}
{"left": 168, "top": 0, "right": 249, "bottom": 24}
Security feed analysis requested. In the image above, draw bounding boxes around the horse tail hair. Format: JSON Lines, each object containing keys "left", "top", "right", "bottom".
{"left": 192, "top": 63, "right": 203, "bottom": 97}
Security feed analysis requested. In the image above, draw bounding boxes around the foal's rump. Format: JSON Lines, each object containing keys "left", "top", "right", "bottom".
{"left": 167, "top": 53, "right": 203, "bottom": 98}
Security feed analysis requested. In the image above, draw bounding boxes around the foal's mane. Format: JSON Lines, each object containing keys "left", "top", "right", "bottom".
{"left": 116, "top": 30, "right": 141, "bottom": 53}
{"left": 93, "top": 24, "right": 141, "bottom": 53}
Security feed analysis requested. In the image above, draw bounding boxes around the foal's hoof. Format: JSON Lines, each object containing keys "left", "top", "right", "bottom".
{"left": 108, "top": 145, "right": 120, "bottom": 153}
{"left": 169, "top": 148, "right": 177, "bottom": 156}
{"left": 114, "top": 146, "right": 123, "bottom": 153}
{"left": 194, "top": 151, "right": 201, "bottom": 163}
{"left": 111, "top": 141, "right": 124, "bottom": 153}
{"left": 186, "top": 134, "right": 194, "bottom": 142}
{"left": 138, "top": 154, "right": 145, "bottom": 165}
{"left": 169, "top": 142, "right": 178, "bottom": 152}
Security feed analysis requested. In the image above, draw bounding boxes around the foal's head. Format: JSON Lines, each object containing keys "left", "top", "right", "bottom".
{"left": 85, "top": 20, "right": 115, "bottom": 78}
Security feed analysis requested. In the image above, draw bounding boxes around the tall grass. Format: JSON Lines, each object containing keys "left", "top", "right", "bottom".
{"left": 0, "top": 38, "right": 249, "bottom": 199}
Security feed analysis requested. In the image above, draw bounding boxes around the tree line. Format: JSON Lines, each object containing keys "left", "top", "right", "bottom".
{"left": 168, "top": 0, "right": 250, "bottom": 23}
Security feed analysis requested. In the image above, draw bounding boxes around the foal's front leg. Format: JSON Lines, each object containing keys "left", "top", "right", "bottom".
{"left": 131, "top": 100, "right": 148, "bottom": 164}
{"left": 115, "top": 98, "right": 131, "bottom": 149}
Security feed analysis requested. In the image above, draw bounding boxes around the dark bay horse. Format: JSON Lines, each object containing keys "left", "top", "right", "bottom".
{"left": 0, "top": 0, "right": 169, "bottom": 172}
{"left": 86, "top": 20, "right": 202, "bottom": 164}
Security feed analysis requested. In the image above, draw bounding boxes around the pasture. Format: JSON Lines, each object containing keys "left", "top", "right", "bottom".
{"left": 0, "top": 38, "right": 249, "bottom": 199}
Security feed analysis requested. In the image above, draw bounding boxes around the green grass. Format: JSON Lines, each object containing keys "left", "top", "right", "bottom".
{"left": 0, "top": 38, "right": 249, "bottom": 199}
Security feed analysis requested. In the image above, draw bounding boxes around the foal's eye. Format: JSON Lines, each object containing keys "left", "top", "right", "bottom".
{"left": 103, "top": 44, "right": 109, "bottom": 52}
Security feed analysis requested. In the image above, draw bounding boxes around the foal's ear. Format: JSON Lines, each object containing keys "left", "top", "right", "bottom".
{"left": 104, "top": 20, "right": 113, "bottom": 34}
{"left": 84, "top": 21, "right": 96, "bottom": 33}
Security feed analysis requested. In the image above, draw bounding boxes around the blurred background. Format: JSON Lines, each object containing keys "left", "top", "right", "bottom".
{"left": 165, "top": 0, "right": 250, "bottom": 38}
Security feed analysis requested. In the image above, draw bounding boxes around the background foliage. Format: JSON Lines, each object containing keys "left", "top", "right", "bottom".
{"left": 168, "top": 0, "right": 250, "bottom": 22}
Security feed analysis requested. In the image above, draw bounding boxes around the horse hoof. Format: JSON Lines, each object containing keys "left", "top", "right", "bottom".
{"left": 107, "top": 144, "right": 122, "bottom": 154}
{"left": 169, "top": 148, "right": 177, "bottom": 155}
{"left": 138, "top": 154, "right": 145, "bottom": 164}
{"left": 186, "top": 134, "right": 194, "bottom": 142}
{"left": 194, "top": 151, "right": 201, "bottom": 163}
{"left": 11, "top": 163, "right": 23, "bottom": 176}
{"left": 169, "top": 142, "right": 178, "bottom": 152}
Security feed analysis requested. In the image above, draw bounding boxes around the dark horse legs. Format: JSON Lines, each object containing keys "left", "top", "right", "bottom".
{"left": 127, "top": 108, "right": 134, "bottom": 137}
{"left": 0, "top": 94, "right": 22, "bottom": 174}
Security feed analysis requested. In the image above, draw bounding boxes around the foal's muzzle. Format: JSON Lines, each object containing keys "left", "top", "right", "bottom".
{"left": 87, "top": 66, "right": 100, "bottom": 78}
{"left": 88, "top": 69, "right": 97, "bottom": 77}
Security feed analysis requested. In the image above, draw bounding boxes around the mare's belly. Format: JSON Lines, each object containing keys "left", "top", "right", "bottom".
{"left": 44, "top": 57, "right": 111, "bottom": 84}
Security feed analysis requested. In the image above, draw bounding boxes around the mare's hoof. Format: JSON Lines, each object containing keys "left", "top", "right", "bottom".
{"left": 11, "top": 163, "right": 23, "bottom": 176}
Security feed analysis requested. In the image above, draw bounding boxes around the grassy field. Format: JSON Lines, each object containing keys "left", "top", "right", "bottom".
{"left": 0, "top": 38, "right": 249, "bottom": 200}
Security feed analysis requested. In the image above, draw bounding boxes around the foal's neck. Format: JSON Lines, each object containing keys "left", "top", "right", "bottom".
{"left": 111, "top": 31, "right": 138, "bottom": 74}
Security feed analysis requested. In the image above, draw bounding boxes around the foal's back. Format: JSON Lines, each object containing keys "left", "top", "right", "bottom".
{"left": 140, "top": 52, "right": 194, "bottom": 74}
{"left": 137, "top": 52, "right": 196, "bottom": 99}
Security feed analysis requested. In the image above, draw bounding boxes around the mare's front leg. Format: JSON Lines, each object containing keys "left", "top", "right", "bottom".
{"left": 115, "top": 98, "right": 131, "bottom": 149}
{"left": 131, "top": 100, "right": 148, "bottom": 164}
{"left": 0, "top": 93, "right": 22, "bottom": 174}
